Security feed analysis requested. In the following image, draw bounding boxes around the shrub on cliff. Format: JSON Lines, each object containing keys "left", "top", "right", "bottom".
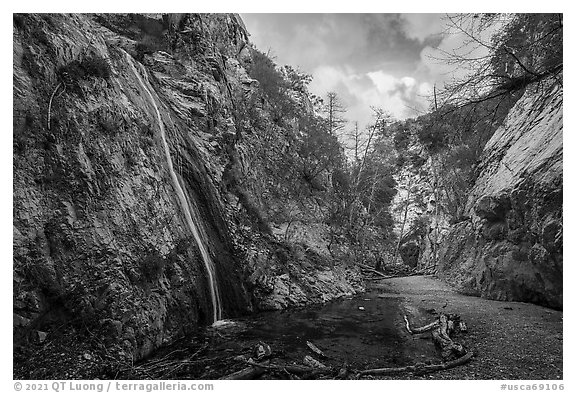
{"left": 81, "top": 55, "right": 112, "bottom": 79}
{"left": 59, "top": 54, "right": 111, "bottom": 82}
{"left": 246, "top": 49, "right": 297, "bottom": 122}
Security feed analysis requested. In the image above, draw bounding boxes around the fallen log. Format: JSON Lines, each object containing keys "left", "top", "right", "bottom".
{"left": 303, "top": 355, "right": 329, "bottom": 369}
{"left": 432, "top": 314, "right": 466, "bottom": 360}
{"left": 357, "top": 263, "right": 392, "bottom": 277}
{"left": 219, "top": 366, "right": 266, "bottom": 380}
{"left": 306, "top": 341, "right": 329, "bottom": 359}
{"left": 404, "top": 313, "right": 468, "bottom": 361}
{"left": 403, "top": 315, "right": 440, "bottom": 334}
{"left": 361, "top": 268, "right": 390, "bottom": 278}
{"left": 365, "top": 274, "right": 398, "bottom": 280}
{"left": 358, "top": 351, "right": 474, "bottom": 376}
{"left": 245, "top": 360, "right": 333, "bottom": 378}
{"left": 358, "top": 263, "right": 430, "bottom": 280}
{"left": 357, "top": 262, "right": 376, "bottom": 270}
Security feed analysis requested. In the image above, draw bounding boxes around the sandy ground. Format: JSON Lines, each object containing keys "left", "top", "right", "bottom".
{"left": 374, "top": 276, "right": 562, "bottom": 379}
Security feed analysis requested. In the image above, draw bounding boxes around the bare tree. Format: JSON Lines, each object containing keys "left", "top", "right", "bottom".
{"left": 340, "top": 109, "right": 395, "bottom": 265}
{"left": 433, "top": 13, "right": 562, "bottom": 110}
{"left": 324, "top": 92, "right": 347, "bottom": 136}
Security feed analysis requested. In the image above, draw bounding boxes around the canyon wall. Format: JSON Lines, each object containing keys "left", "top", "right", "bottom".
{"left": 13, "top": 13, "right": 361, "bottom": 367}
{"left": 437, "top": 80, "right": 563, "bottom": 309}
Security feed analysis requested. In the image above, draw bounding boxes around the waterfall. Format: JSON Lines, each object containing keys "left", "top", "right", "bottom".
{"left": 126, "top": 54, "right": 222, "bottom": 323}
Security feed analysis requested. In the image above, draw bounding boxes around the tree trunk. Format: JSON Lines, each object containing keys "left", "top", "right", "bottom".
{"left": 432, "top": 313, "right": 466, "bottom": 360}
{"left": 359, "top": 351, "right": 474, "bottom": 376}
{"left": 359, "top": 312, "right": 472, "bottom": 376}
{"left": 404, "top": 313, "right": 467, "bottom": 361}
{"left": 220, "top": 366, "right": 266, "bottom": 380}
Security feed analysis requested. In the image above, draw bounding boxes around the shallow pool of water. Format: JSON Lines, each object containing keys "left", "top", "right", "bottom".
{"left": 132, "top": 285, "right": 442, "bottom": 379}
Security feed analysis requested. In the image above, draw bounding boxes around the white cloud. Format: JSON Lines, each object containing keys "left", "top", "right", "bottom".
{"left": 418, "top": 81, "right": 433, "bottom": 96}
{"left": 367, "top": 72, "right": 397, "bottom": 93}
{"left": 242, "top": 14, "right": 506, "bottom": 127}
{"left": 309, "top": 65, "right": 433, "bottom": 126}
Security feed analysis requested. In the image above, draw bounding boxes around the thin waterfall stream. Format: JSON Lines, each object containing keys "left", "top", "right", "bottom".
{"left": 127, "top": 54, "right": 222, "bottom": 322}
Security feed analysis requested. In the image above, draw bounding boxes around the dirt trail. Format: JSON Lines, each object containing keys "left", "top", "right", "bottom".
{"left": 375, "top": 275, "right": 562, "bottom": 379}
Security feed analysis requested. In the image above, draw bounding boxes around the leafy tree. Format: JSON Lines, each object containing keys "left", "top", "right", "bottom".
{"left": 296, "top": 115, "right": 344, "bottom": 193}
{"left": 239, "top": 49, "right": 402, "bottom": 269}
{"left": 282, "top": 65, "right": 312, "bottom": 94}
{"left": 324, "top": 109, "right": 398, "bottom": 267}
{"left": 246, "top": 49, "right": 297, "bottom": 123}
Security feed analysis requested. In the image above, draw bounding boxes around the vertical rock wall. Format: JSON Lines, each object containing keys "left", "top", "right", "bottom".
{"left": 13, "top": 13, "right": 364, "bottom": 366}
{"left": 13, "top": 13, "right": 253, "bottom": 360}
{"left": 437, "top": 80, "right": 563, "bottom": 309}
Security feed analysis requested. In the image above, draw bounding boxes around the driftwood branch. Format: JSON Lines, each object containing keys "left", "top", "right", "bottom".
{"left": 357, "top": 312, "right": 473, "bottom": 376}
{"left": 358, "top": 351, "right": 474, "bottom": 376}
{"left": 220, "top": 366, "right": 266, "bottom": 380}
{"left": 432, "top": 313, "right": 466, "bottom": 360}
{"left": 306, "top": 341, "right": 329, "bottom": 359}
{"left": 244, "top": 360, "right": 334, "bottom": 378}
{"left": 405, "top": 313, "right": 467, "bottom": 361}
{"left": 403, "top": 315, "right": 440, "bottom": 334}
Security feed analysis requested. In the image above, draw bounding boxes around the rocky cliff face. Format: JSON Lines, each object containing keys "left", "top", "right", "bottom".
{"left": 437, "top": 80, "right": 563, "bottom": 309}
{"left": 13, "top": 13, "right": 361, "bottom": 367}
{"left": 390, "top": 128, "right": 451, "bottom": 269}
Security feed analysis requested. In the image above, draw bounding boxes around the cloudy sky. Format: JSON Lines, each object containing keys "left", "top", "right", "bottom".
{"left": 241, "top": 14, "right": 461, "bottom": 127}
